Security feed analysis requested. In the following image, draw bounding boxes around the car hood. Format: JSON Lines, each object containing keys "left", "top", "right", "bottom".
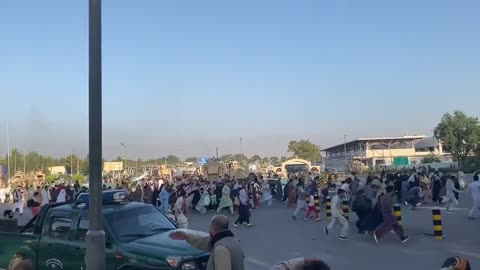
{"left": 119, "top": 229, "right": 208, "bottom": 260}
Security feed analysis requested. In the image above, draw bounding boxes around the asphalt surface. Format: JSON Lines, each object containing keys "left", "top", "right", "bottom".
{"left": 187, "top": 197, "right": 479, "bottom": 270}
{"left": 0, "top": 194, "right": 478, "bottom": 270}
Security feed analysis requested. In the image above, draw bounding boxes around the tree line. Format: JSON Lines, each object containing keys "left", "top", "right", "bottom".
{"left": 434, "top": 110, "right": 480, "bottom": 168}
{"left": 6, "top": 109, "right": 477, "bottom": 176}
{"left": 0, "top": 139, "right": 323, "bottom": 176}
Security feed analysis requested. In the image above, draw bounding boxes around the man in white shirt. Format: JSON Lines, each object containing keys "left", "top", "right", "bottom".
{"left": 12, "top": 187, "right": 24, "bottom": 215}
{"left": 41, "top": 186, "right": 51, "bottom": 206}
{"left": 467, "top": 174, "right": 480, "bottom": 219}
{"left": 324, "top": 189, "right": 349, "bottom": 240}
{"left": 0, "top": 188, "right": 6, "bottom": 204}
{"left": 27, "top": 186, "right": 35, "bottom": 202}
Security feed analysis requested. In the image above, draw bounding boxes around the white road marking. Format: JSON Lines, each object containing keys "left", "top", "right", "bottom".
{"left": 416, "top": 206, "right": 468, "bottom": 211}
{"left": 246, "top": 257, "right": 271, "bottom": 269}
{"left": 450, "top": 249, "right": 480, "bottom": 259}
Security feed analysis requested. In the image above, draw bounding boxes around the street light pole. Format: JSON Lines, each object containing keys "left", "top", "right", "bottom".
{"left": 239, "top": 138, "right": 243, "bottom": 164}
{"left": 344, "top": 134, "right": 348, "bottom": 173}
{"left": 6, "top": 122, "right": 10, "bottom": 184}
{"left": 121, "top": 143, "right": 127, "bottom": 172}
{"left": 86, "top": 0, "right": 105, "bottom": 269}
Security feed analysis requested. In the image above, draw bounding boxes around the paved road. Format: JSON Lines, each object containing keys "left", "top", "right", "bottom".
{"left": 187, "top": 197, "right": 479, "bottom": 270}
{"left": 0, "top": 195, "right": 478, "bottom": 270}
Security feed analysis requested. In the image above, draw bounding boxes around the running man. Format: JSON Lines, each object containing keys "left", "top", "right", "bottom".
{"left": 324, "top": 189, "right": 349, "bottom": 240}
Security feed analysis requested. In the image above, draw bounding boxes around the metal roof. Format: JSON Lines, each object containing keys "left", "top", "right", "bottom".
{"left": 414, "top": 137, "right": 440, "bottom": 149}
{"left": 323, "top": 135, "right": 428, "bottom": 151}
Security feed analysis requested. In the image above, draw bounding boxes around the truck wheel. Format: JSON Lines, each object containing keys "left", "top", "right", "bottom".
{"left": 8, "top": 253, "right": 33, "bottom": 270}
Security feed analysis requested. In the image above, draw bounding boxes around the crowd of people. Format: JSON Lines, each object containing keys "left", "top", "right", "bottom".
{"left": 1, "top": 181, "right": 87, "bottom": 219}
{"left": 122, "top": 172, "right": 279, "bottom": 229}
{"left": 1, "top": 168, "right": 477, "bottom": 270}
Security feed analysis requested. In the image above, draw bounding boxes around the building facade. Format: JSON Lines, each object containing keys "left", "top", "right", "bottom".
{"left": 324, "top": 136, "right": 450, "bottom": 171}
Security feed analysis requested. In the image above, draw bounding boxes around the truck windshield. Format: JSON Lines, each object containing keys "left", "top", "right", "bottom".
{"left": 105, "top": 205, "right": 176, "bottom": 242}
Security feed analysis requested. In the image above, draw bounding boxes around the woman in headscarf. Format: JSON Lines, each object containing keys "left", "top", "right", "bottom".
{"left": 129, "top": 185, "right": 142, "bottom": 202}
{"left": 287, "top": 178, "right": 296, "bottom": 207}
{"left": 234, "top": 183, "right": 252, "bottom": 227}
{"left": 419, "top": 173, "right": 431, "bottom": 204}
{"left": 174, "top": 190, "right": 188, "bottom": 228}
{"left": 56, "top": 189, "right": 66, "bottom": 203}
{"left": 217, "top": 180, "right": 234, "bottom": 214}
{"left": 190, "top": 184, "right": 201, "bottom": 210}
{"left": 143, "top": 184, "right": 153, "bottom": 204}
{"left": 158, "top": 185, "right": 170, "bottom": 213}
{"left": 247, "top": 173, "right": 260, "bottom": 209}
{"left": 261, "top": 178, "right": 273, "bottom": 207}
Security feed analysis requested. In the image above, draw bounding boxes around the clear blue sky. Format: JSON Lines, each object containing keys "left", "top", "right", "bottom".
{"left": 1, "top": 0, "right": 479, "bottom": 159}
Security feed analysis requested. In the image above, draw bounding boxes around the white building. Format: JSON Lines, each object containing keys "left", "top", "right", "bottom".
{"left": 324, "top": 135, "right": 451, "bottom": 171}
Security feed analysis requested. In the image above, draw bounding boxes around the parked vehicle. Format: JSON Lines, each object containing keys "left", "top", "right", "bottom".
{"left": 0, "top": 190, "right": 209, "bottom": 270}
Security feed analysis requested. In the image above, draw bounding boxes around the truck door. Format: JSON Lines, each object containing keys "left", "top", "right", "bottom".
{"left": 72, "top": 216, "right": 117, "bottom": 270}
{"left": 37, "top": 210, "right": 78, "bottom": 270}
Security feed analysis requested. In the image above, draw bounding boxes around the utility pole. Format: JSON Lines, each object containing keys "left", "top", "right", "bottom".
{"left": 216, "top": 147, "right": 219, "bottom": 160}
{"left": 86, "top": 0, "right": 105, "bottom": 269}
{"left": 6, "top": 122, "right": 10, "bottom": 183}
{"left": 23, "top": 151, "right": 26, "bottom": 181}
{"left": 70, "top": 152, "right": 73, "bottom": 176}
{"left": 77, "top": 157, "right": 80, "bottom": 175}
{"left": 240, "top": 138, "right": 243, "bottom": 164}
{"left": 344, "top": 134, "right": 348, "bottom": 173}
{"left": 121, "top": 142, "right": 127, "bottom": 173}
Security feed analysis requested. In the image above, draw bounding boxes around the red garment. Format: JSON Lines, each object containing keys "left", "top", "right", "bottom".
{"left": 32, "top": 207, "right": 41, "bottom": 216}
{"left": 305, "top": 206, "right": 319, "bottom": 219}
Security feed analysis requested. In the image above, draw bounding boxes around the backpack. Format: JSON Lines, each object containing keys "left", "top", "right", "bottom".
{"left": 352, "top": 193, "right": 371, "bottom": 213}
{"left": 168, "top": 193, "right": 178, "bottom": 205}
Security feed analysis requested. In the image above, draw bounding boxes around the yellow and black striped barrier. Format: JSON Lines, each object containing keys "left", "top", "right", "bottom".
{"left": 314, "top": 194, "right": 320, "bottom": 212}
{"left": 342, "top": 200, "right": 350, "bottom": 220}
{"left": 394, "top": 205, "right": 402, "bottom": 226}
{"left": 326, "top": 197, "right": 332, "bottom": 219}
{"left": 318, "top": 174, "right": 329, "bottom": 187}
{"left": 432, "top": 209, "right": 443, "bottom": 240}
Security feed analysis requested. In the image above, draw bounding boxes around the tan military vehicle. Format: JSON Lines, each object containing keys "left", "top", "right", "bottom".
{"left": 202, "top": 160, "right": 226, "bottom": 179}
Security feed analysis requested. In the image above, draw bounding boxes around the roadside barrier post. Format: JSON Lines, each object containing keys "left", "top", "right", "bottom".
{"left": 326, "top": 197, "right": 332, "bottom": 219}
{"left": 394, "top": 204, "right": 402, "bottom": 226}
{"left": 432, "top": 209, "right": 443, "bottom": 240}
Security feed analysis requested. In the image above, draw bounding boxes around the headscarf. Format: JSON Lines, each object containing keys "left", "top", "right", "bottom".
{"left": 440, "top": 257, "right": 471, "bottom": 270}
{"left": 56, "top": 189, "right": 66, "bottom": 203}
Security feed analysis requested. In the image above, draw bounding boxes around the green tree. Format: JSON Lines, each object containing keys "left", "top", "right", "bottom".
{"left": 287, "top": 140, "right": 322, "bottom": 162}
{"left": 434, "top": 110, "right": 480, "bottom": 167}
{"left": 249, "top": 155, "right": 261, "bottom": 163}
{"left": 25, "top": 152, "right": 42, "bottom": 172}
{"left": 166, "top": 155, "right": 180, "bottom": 165}
{"left": 422, "top": 152, "right": 441, "bottom": 164}
{"left": 280, "top": 156, "right": 288, "bottom": 162}
{"left": 9, "top": 148, "right": 24, "bottom": 173}
{"left": 232, "top": 154, "right": 247, "bottom": 162}
{"left": 261, "top": 157, "right": 269, "bottom": 164}
{"left": 185, "top": 157, "right": 198, "bottom": 163}
{"left": 220, "top": 154, "right": 233, "bottom": 162}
